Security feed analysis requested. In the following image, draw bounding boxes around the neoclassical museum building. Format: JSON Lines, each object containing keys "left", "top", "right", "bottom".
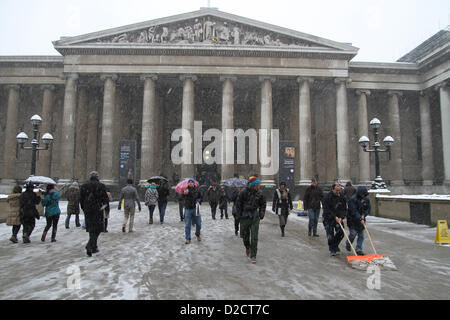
{"left": 0, "top": 8, "right": 449, "bottom": 195}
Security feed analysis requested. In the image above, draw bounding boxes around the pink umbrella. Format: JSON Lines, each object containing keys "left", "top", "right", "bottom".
{"left": 175, "top": 178, "right": 198, "bottom": 194}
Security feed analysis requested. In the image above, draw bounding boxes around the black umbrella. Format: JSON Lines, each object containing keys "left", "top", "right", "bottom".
{"left": 147, "top": 176, "right": 168, "bottom": 183}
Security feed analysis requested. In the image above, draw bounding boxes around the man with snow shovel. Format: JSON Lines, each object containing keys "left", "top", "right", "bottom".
{"left": 322, "top": 183, "right": 348, "bottom": 256}
{"left": 346, "top": 186, "right": 370, "bottom": 256}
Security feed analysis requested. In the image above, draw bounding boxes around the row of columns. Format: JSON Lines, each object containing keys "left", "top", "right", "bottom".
{"left": 2, "top": 77, "right": 449, "bottom": 186}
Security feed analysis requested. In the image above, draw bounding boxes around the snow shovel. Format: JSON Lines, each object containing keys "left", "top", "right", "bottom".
{"left": 362, "top": 223, "right": 397, "bottom": 271}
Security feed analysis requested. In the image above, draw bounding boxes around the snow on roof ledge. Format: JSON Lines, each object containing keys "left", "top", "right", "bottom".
{"left": 376, "top": 194, "right": 450, "bottom": 201}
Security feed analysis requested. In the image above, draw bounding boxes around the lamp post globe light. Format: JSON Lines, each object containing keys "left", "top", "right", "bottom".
{"left": 16, "top": 114, "right": 54, "bottom": 176}
{"left": 358, "top": 118, "right": 394, "bottom": 189}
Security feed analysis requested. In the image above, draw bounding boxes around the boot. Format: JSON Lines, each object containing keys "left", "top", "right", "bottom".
{"left": 149, "top": 218, "right": 153, "bottom": 224}
{"left": 122, "top": 226, "right": 126, "bottom": 233}
{"left": 41, "top": 231, "right": 47, "bottom": 242}
{"left": 23, "top": 235, "right": 30, "bottom": 243}
{"left": 51, "top": 238, "right": 57, "bottom": 242}
{"left": 9, "top": 235, "right": 18, "bottom": 243}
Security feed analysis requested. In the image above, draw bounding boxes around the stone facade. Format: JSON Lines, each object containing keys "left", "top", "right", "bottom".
{"left": 0, "top": 9, "right": 449, "bottom": 195}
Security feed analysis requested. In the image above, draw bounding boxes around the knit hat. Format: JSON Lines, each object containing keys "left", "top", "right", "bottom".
{"left": 188, "top": 178, "right": 195, "bottom": 184}
{"left": 248, "top": 176, "right": 260, "bottom": 187}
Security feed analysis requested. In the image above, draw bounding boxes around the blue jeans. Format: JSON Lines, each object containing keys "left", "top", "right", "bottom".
{"left": 184, "top": 208, "right": 201, "bottom": 241}
{"left": 346, "top": 228, "right": 365, "bottom": 252}
{"left": 308, "top": 209, "right": 320, "bottom": 235}
{"left": 147, "top": 205, "right": 156, "bottom": 220}
{"left": 158, "top": 201, "right": 167, "bottom": 223}
{"left": 323, "top": 220, "right": 344, "bottom": 254}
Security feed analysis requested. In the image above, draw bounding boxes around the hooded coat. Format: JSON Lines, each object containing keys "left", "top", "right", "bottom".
{"left": 347, "top": 186, "right": 370, "bottom": 231}
{"left": 67, "top": 185, "right": 81, "bottom": 215}
{"left": 322, "top": 190, "right": 347, "bottom": 222}
{"left": 6, "top": 193, "right": 22, "bottom": 226}
{"left": 236, "top": 186, "right": 266, "bottom": 220}
{"left": 42, "top": 189, "right": 61, "bottom": 217}
{"left": 80, "top": 177, "right": 109, "bottom": 233}
{"left": 19, "top": 189, "right": 41, "bottom": 223}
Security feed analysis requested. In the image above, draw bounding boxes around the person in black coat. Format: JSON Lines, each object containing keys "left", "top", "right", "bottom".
{"left": 219, "top": 186, "right": 229, "bottom": 219}
{"left": 346, "top": 186, "right": 370, "bottom": 255}
{"left": 230, "top": 187, "right": 242, "bottom": 236}
{"left": 207, "top": 183, "right": 220, "bottom": 220}
{"left": 157, "top": 179, "right": 170, "bottom": 224}
{"left": 303, "top": 179, "right": 323, "bottom": 237}
{"left": 182, "top": 179, "right": 203, "bottom": 244}
{"left": 322, "top": 183, "right": 347, "bottom": 256}
{"left": 19, "top": 182, "right": 41, "bottom": 243}
{"left": 272, "top": 182, "right": 293, "bottom": 237}
{"left": 80, "top": 171, "right": 109, "bottom": 257}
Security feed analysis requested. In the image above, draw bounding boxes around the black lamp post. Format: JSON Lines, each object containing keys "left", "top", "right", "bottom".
{"left": 16, "top": 115, "right": 54, "bottom": 176}
{"left": 358, "top": 118, "right": 394, "bottom": 189}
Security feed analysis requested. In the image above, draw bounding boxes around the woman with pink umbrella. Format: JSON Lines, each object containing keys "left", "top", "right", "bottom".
{"left": 177, "top": 178, "right": 202, "bottom": 244}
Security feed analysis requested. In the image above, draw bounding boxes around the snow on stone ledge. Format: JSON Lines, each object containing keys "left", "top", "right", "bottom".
{"left": 376, "top": 194, "right": 450, "bottom": 201}
{"left": 0, "top": 194, "right": 8, "bottom": 199}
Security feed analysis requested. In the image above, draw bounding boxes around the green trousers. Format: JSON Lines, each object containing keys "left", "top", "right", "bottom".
{"left": 240, "top": 217, "right": 260, "bottom": 259}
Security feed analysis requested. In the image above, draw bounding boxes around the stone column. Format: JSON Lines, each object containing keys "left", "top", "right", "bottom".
{"left": 86, "top": 99, "right": 99, "bottom": 177}
{"left": 437, "top": 82, "right": 450, "bottom": 185}
{"left": 59, "top": 74, "right": 78, "bottom": 184}
{"left": 387, "top": 90, "right": 404, "bottom": 186}
{"left": 99, "top": 74, "right": 118, "bottom": 184}
{"left": 140, "top": 75, "right": 158, "bottom": 184}
{"left": 419, "top": 91, "right": 434, "bottom": 186}
{"left": 2, "top": 85, "right": 20, "bottom": 183}
{"left": 297, "top": 77, "right": 314, "bottom": 185}
{"left": 356, "top": 89, "right": 371, "bottom": 185}
{"left": 259, "top": 76, "right": 276, "bottom": 186}
{"left": 37, "top": 85, "right": 55, "bottom": 177}
{"left": 180, "top": 75, "right": 197, "bottom": 180}
{"left": 74, "top": 86, "right": 88, "bottom": 182}
{"left": 220, "top": 76, "right": 236, "bottom": 182}
{"left": 335, "top": 78, "right": 351, "bottom": 182}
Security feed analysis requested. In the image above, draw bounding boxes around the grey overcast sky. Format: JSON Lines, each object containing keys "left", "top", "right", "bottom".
{"left": 0, "top": 0, "right": 449, "bottom": 62}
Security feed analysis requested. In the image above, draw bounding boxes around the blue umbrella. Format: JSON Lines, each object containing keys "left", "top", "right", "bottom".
{"left": 223, "top": 178, "right": 248, "bottom": 188}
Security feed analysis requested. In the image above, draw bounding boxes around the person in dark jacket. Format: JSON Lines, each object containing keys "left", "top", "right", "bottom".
{"left": 6, "top": 185, "right": 23, "bottom": 244}
{"left": 207, "top": 183, "right": 220, "bottom": 220}
{"left": 272, "top": 182, "right": 293, "bottom": 237}
{"left": 177, "top": 192, "right": 184, "bottom": 222}
{"left": 343, "top": 181, "right": 356, "bottom": 201}
{"left": 182, "top": 178, "right": 203, "bottom": 244}
{"left": 41, "top": 184, "right": 61, "bottom": 242}
{"left": 236, "top": 176, "right": 266, "bottom": 264}
{"left": 303, "top": 179, "right": 323, "bottom": 237}
{"left": 80, "top": 171, "right": 109, "bottom": 257}
{"left": 346, "top": 186, "right": 370, "bottom": 255}
{"left": 157, "top": 179, "right": 170, "bottom": 224}
{"left": 19, "top": 182, "right": 41, "bottom": 243}
{"left": 65, "top": 182, "right": 81, "bottom": 229}
{"left": 219, "top": 186, "right": 229, "bottom": 219}
{"left": 322, "top": 183, "right": 347, "bottom": 256}
{"left": 230, "top": 187, "right": 242, "bottom": 236}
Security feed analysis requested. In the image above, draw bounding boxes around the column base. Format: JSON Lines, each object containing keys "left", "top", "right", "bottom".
{"left": 390, "top": 180, "right": 404, "bottom": 186}
{"left": 57, "top": 179, "right": 73, "bottom": 185}
{"left": 100, "top": 179, "right": 117, "bottom": 186}
{"left": 297, "top": 179, "right": 312, "bottom": 186}
{"left": 0, "top": 181, "right": 16, "bottom": 194}
{"left": 422, "top": 180, "right": 434, "bottom": 186}
{"left": 444, "top": 180, "right": 450, "bottom": 187}
{"left": 260, "top": 180, "right": 276, "bottom": 186}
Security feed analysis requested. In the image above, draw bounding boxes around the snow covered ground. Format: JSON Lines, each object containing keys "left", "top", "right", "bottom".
{"left": 0, "top": 202, "right": 449, "bottom": 300}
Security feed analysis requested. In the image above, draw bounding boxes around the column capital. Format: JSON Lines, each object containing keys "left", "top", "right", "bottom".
{"left": 4, "top": 84, "right": 20, "bottom": 91}
{"left": 258, "top": 76, "right": 276, "bottom": 83}
{"left": 100, "top": 74, "right": 118, "bottom": 81}
{"left": 355, "top": 89, "right": 371, "bottom": 96}
{"left": 40, "top": 84, "right": 56, "bottom": 91}
{"left": 387, "top": 90, "right": 403, "bottom": 97}
{"left": 180, "top": 74, "right": 198, "bottom": 82}
{"left": 334, "top": 77, "right": 351, "bottom": 85}
{"left": 435, "top": 81, "right": 449, "bottom": 91}
{"left": 60, "top": 73, "right": 79, "bottom": 81}
{"left": 140, "top": 74, "right": 158, "bottom": 81}
{"left": 296, "top": 77, "right": 314, "bottom": 85}
{"left": 219, "top": 75, "right": 237, "bottom": 82}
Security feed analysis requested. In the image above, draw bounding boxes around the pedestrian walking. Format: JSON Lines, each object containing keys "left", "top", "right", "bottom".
{"left": 157, "top": 178, "right": 169, "bottom": 224}
{"left": 65, "top": 182, "right": 81, "bottom": 229}
{"left": 177, "top": 192, "right": 184, "bottom": 222}
{"left": 118, "top": 179, "right": 142, "bottom": 232}
{"left": 219, "top": 186, "right": 229, "bottom": 219}
{"left": 144, "top": 182, "right": 159, "bottom": 224}
{"left": 104, "top": 188, "right": 112, "bottom": 232}
{"left": 182, "top": 178, "right": 203, "bottom": 244}
{"left": 19, "top": 182, "right": 41, "bottom": 243}
{"left": 41, "top": 183, "right": 61, "bottom": 242}
{"left": 80, "top": 171, "right": 110, "bottom": 257}
{"left": 207, "top": 183, "right": 220, "bottom": 219}
{"left": 346, "top": 186, "right": 370, "bottom": 255}
{"left": 236, "top": 176, "right": 266, "bottom": 264}
{"left": 303, "top": 178, "right": 324, "bottom": 237}
{"left": 6, "top": 185, "right": 23, "bottom": 243}
{"left": 272, "top": 181, "right": 293, "bottom": 237}
{"left": 230, "top": 187, "right": 242, "bottom": 236}
{"left": 343, "top": 181, "right": 356, "bottom": 201}
{"left": 322, "top": 183, "right": 348, "bottom": 256}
